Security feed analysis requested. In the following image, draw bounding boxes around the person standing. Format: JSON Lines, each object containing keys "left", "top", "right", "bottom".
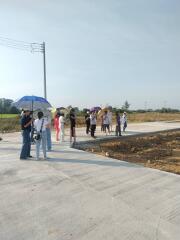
{"left": 103, "top": 111, "right": 110, "bottom": 135}
{"left": 20, "top": 110, "right": 33, "bottom": 160}
{"left": 108, "top": 110, "right": 113, "bottom": 132}
{"left": 122, "top": 112, "right": 128, "bottom": 132}
{"left": 100, "top": 115, "right": 104, "bottom": 132}
{"left": 115, "top": 112, "right": 121, "bottom": 136}
{"left": 46, "top": 112, "right": 52, "bottom": 151}
{"left": 54, "top": 113, "right": 60, "bottom": 141}
{"left": 34, "top": 111, "right": 48, "bottom": 160}
{"left": 85, "top": 111, "right": 90, "bottom": 134}
{"left": 70, "top": 109, "right": 76, "bottom": 144}
{"left": 59, "top": 113, "right": 65, "bottom": 142}
{"left": 90, "top": 111, "right": 97, "bottom": 138}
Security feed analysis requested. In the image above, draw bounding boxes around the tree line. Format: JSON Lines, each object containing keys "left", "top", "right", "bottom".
{"left": 0, "top": 98, "right": 20, "bottom": 114}
{"left": 0, "top": 98, "right": 179, "bottom": 114}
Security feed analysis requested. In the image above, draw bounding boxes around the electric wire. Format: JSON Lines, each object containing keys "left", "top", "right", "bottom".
{"left": 0, "top": 35, "right": 43, "bottom": 53}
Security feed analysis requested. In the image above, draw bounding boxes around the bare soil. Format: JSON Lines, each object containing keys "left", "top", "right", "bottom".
{"left": 82, "top": 130, "right": 180, "bottom": 175}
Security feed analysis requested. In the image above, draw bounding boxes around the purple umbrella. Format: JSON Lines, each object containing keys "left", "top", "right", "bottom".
{"left": 90, "top": 106, "right": 101, "bottom": 112}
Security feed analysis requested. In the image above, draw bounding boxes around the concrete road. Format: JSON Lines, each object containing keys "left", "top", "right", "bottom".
{"left": 0, "top": 122, "right": 180, "bottom": 240}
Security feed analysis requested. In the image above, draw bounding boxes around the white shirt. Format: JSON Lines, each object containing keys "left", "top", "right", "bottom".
{"left": 59, "top": 116, "right": 65, "bottom": 128}
{"left": 108, "top": 112, "right": 112, "bottom": 123}
{"left": 121, "top": 114, "right": 127, "bottom": 124}
{"left": 90, "top": 114, "right": 96, "bottom": 125}
{"left": 45, "top": 116, "right": 51, "bottom": 128}
{"left": 103, "top": 114, "right": 110, "bottom": 125}
{"left": 34, "top": 118, "right": 48, "bottom": 132}
{"left": 46, "top": 116, "right": 51, "bottom": 125}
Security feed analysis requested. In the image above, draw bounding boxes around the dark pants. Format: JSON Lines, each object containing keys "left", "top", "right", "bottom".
{"left": 86, "top": 123, "right": 90, "bottom": 134}
{"left": 91, "top": 125, "right": 96, "bottom": 137}
{"left": 30, "top": 127, "right": 35, "bottom": 143}
{"left": 104, "top": 124, "right": 110, "bottom": 133}
{"left": 116, "top": 124, "right": 121, "bottom": 136}
{"left": 20, "top": 130, "right": 31, "bottom": 159}
{"left": 123, "top": 122, "right": 127, "bottom": 132}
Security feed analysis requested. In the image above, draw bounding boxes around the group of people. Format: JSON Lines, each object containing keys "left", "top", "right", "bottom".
{"left": 20, "top": 110, "right": 52, "bottom": 160}
{"left": 85, "top": 110, "right": 127, "bottom": 138}
{"left": 20, "top": 108, "right": 127, "bottom": 161}
{"left": 54, "top": 108, "right": 76, "bottom": 144}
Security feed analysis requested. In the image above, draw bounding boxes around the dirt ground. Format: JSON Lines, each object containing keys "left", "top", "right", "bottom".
{"left": 84, "top": 130, "right": 180, "bottom": 175}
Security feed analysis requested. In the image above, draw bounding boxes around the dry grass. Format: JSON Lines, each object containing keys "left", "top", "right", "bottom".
{"left": 0, "top": 112, "right": 180, "bottom": 132}
{"left": 127, "top": 112, "right": 180, "bottom": 123}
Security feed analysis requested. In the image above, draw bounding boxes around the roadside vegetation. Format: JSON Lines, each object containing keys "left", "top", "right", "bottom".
{"left": 0, "top": 97, "right": 180, "bottom": 132}
{"left": 0, "top": 112, "right": 180, "bottom": 133}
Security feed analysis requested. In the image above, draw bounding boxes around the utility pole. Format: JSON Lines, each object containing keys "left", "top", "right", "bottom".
{"left": 42, "top": 42, "right": 47, "bottom": 99}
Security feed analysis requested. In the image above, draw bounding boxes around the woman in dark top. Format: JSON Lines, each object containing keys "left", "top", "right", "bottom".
{"left": 70, "top": 108, "right": 76, "bottom": 144}
{"left": 115, "top": 112, "right": 121, "bottom": 136}
{"left": 85, "top": 111, "right": 90, "bottom": 134}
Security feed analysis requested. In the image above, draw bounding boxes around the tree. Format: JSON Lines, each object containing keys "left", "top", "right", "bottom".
{"left": 122, "top": 100, "right": 130, "bottom": 111}
{"left": 0, "top": 98, "right": 19, "bottom": 114}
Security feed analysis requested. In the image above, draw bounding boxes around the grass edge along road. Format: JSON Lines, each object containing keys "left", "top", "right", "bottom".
{"left": 0, "top": 114, "right": 19, "bottom": 118}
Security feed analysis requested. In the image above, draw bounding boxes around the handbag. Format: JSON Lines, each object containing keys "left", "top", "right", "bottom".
{"left": 34, "top": 119, "right": 44, "bottom": 141}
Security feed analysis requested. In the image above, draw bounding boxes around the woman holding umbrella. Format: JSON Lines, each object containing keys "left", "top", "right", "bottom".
{"left": 20, "top": 110, "right": 33, "bottom": 160}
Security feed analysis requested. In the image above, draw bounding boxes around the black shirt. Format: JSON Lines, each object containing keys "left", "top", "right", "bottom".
{"left": 70, "top": 113, "right": 76, "bottom": 127}
{"left": 85, "top": 114, "right": 90, "bottom": 124}
{"left": 21, "top": 115, "right": 32, "bottom": 131}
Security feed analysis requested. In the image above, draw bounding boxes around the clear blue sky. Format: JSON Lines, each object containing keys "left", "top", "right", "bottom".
{"left": 0, "top": 0, "right": 180, "bottom": 109}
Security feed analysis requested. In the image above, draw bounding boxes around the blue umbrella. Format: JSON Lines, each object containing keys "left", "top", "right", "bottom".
{"left": 13, "top": 95, "right": 52, "bottom": 111}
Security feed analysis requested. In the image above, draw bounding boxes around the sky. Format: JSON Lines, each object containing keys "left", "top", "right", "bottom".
{"left": 0, "top": 0, "right": 180, "bottom": 110}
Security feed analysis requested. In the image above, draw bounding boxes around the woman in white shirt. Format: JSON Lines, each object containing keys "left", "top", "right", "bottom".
{"left": 90, "top": 111, "right": 97, "bottom": 138}
{"left": 103, "top": 111, "right": 110, "bottom": 135}
{"left": 34, "top": 111, "right": 48, "bottom": 160}
{"left": 59, "top": 113, "right": 65, "bottom": 142}
{"left": 122, "top": 112, "right": 127, "bottom": 132}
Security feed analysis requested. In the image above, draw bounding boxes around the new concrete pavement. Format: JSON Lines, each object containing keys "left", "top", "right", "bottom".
{"left": 0, "top": 122, "right": 180, "bottom": 240}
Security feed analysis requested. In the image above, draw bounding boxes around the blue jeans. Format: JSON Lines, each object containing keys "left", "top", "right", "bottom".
{"left": 36, "top": 131, "right": 47, "bottom": 159}
{"left": 20, "top": 130, "right": 31, "bottom": 159}
{"left": 46, "top": 128, "right": 52, "bottom": 150}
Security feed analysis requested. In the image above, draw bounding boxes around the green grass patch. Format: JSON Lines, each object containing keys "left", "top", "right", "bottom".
{"left": 0, "top": 114, "right": 19, "bottom": 119}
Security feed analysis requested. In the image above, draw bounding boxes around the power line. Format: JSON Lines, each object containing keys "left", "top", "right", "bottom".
{"left": 0, "top": 35, "right": 43, "bottom": 53}
{"left": 0, "top": 35, "right": 32, "bottom": 44}
{"left": 0, "top": 35, "right": 47, "bottom": 99}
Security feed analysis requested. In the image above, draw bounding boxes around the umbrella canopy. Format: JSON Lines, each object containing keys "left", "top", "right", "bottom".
{"left": 13, "top": 95, "right": 52, "bottom": 111}
{"left": 90, "top": 106, "right": 101, "bottom": 112}
{"left": 98, "top": 107, "right": 109, "bottom": 117}
{"left": 58, "top": 107, "right": 66, "bottom": 110}
{"left": 51, "top": 108, "right": 57, "bottom": 113}
{"left": 59, "top": 108, "right": 69, "bottom": 115}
